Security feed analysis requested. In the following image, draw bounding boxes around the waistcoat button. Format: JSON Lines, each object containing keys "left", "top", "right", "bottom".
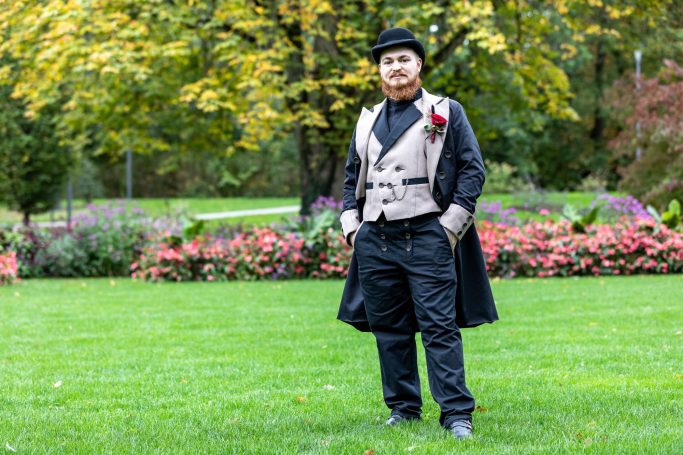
{"left": 382, "top": 199, "right": 389, "bottom": 205}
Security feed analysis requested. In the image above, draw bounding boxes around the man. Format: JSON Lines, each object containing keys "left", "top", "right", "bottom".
{"left": 337, "top": 27, "right": 498, "bottom": 439}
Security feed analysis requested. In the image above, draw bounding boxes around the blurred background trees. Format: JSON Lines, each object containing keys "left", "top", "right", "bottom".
{"left": 0, "top": 0, "right": 680, "bottom": 213}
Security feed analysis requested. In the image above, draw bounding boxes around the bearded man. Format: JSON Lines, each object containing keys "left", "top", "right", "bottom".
{"left": 337, "top": 27, "right": 498, "bottom": 439}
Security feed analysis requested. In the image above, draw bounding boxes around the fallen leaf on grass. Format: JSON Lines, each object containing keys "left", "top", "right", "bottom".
{"left": 322, "top": 384, "right": 335, "bottom": 390}
{"left": 320, "top": 439, "right": 329, "bottom": 447}
{"left": 180, "top": 378, "right": 188, "bottom": 384}
{"left": 475, "top": 405, "right": 488, "bottom": 413}
{"left": 675, "top": 374, "right": 683, "bottom": 379}
{"left": 363, "top": 450, "right": 374, "bottom": 455}
{"left": 53, "top": 380, "right": 63, "bottom": 388}
{"left": 5, "top": 442, "right": 16, "bottom": 452}
{"left": 295, "top": 396, "right": 306, "bottom": 403}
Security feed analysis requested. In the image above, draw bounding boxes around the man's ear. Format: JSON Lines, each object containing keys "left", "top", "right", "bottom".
{"left": 417, "top": 58, "right": 422, "bottom": 72}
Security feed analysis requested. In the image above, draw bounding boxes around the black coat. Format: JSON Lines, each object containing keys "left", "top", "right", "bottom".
{"left": 338, "top": 91, "right": 498, "bottom": 331}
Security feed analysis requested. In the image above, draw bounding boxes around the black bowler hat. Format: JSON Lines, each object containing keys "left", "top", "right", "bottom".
{"left": 371, "top": 27, "right": 426, "bottom": 64}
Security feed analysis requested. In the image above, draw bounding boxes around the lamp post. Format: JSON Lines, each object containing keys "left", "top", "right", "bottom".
{"left": 66, "top": 175, "right": 73, "bottom": 230}
{"left": 126, "top": 148, "right": 133, "bottom": 200}
{"left": 634, "top": 49, "right": 642, "bottom": 160}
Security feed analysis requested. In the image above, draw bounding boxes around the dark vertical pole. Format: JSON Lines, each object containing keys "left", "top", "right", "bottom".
{"left": 634, "top": 50, "right": 642, "bottom": 160}
{"left": 67, "top": 175, "right": 73, "bottom": 230}
{"left": 126, "top": 149, "right": 133, "bottom": 200}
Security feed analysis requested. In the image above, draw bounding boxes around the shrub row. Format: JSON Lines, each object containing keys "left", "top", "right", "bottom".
{"left": 480, "top": 218, "right": 683, "bottom": 277}
{"left": 132, "top": 227, "right": 350, "bottom": 282}
{"left": 130, "top": 218, "right": 683, "bottom": 282}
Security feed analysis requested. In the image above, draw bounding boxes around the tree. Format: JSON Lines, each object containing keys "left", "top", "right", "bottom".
{"left": 606, "top": 59, "right": 683, "bottom": 209}
{"left": 2, "top": 0, "right": 673, "bottom": 208}
{"left": 0, "top": 86, "right": 72, "bottom": 225}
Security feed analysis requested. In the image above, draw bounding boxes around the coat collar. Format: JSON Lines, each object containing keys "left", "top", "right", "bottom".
{"left": 421, "top": 88, "right": 450, "bottom": 192}
{"left": 354, "top": 88, "right": 449, "bottom": 194}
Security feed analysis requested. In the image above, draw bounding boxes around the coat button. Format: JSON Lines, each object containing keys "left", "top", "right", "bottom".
{"left": 382, "top": 199, "right": 389, "bottom": 205}
{"left": 438, "top": 171, "right": 446, "bottom": 179}
{"left": 405, "top": 232, "right": 411, "bottom": 239}
{"left": 380, "top": 233, "right": 386, "bottom": 239}
{"left": 403, "top": 220, "right": 410, "bottom": 227}
{"left": 406, "top": 244, "right": 412, "bottom": 252}
{"left": 353, "top": 156, "right": 360, "bottom": 164}
{"left": 379, "top": 183, "right": 385, "bottom": 188}
{"left": 387, "top": 183, "right": 393, "bottom": 189}
{"left": 444, "top": 151, "right": 452, "bottom": 158}
{"left": 379, "top": 221, "right": 385, "bottom": 227}
{"left": 381, "top": 245, "right": 388, "bottom": 251}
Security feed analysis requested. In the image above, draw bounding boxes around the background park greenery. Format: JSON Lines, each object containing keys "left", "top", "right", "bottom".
{"left": 1, "top": 0, "right": 682, "bottom": 223}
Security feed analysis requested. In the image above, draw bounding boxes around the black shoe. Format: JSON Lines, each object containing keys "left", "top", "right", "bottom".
{"left": 448, "top": 419, "right": 473, "bottom": 439}
{"left": 385, "top": 413, "right": 420, "bottom": 426}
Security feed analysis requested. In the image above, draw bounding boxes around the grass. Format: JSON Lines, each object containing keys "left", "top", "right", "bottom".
{"left": 0, "top": 197, "right": 300, "bottom": 226}
{"left": 0, "top": 192, "right": 616, "bottom": 227}
{"left": 1, "top": 276, "right": 681, "bottom": 453}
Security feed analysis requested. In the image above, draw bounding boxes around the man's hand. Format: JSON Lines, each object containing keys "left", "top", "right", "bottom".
{"left": 349, "top": 230, "right": 357, "bottom": 248}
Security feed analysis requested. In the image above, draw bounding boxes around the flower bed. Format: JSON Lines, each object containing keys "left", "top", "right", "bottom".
{"left": 480, "top": 218, "right": 683, "bottom": 278}
{"left": 0, "top": 251, "right": 19, "bottom": 285}
{"left": 132, "top": 227, "right": 351, "bottom": 282}
{"left": 130, "top": 217, "right": 683, "bottom": 282}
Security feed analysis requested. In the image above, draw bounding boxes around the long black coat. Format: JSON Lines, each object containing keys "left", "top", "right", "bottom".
{"left": 338, "top": 90, "right": 498, "bottom": 332}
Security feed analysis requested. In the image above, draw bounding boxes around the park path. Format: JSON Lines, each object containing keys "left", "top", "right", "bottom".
{"left": 193, "top": 205, "right": 300, "bottom": 220}
{"left": 4, "top": 205, "right": 302, "bottom": 229}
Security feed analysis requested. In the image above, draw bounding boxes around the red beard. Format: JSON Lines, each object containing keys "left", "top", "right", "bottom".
{"left": 381, "top": 75, "right": 422, "bottom": 101}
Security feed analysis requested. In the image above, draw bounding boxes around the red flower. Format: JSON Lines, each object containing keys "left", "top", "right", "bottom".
{"left": 431, "top": 113, "right": 448, "bottom": 126}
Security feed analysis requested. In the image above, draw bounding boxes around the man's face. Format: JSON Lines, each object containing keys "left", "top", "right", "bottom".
{"left": 378, "top": 47, "right": 422, "bottom": 89}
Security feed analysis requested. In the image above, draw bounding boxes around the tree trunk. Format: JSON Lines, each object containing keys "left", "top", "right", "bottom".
{"left": 297, "top": 124, "right": 339, "bottom": 215}
{"left": 22, "top": 211, "right": 30, "bottom": 226}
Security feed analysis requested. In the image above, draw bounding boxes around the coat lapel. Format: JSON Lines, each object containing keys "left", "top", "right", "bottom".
{"left": 421, "top": 88, "right": 450, "bottom": 192}
{"left": 373, "top": 103, "right": 422, "bottom": 166}
{"left": 354, "top": 100, "right": 384, "bottom": 200}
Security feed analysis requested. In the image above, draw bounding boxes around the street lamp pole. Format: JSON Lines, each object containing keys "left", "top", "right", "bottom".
{"left": 126, "top": 148, "right": 133, "bottom": 200}
{"left": 634, "top": 49, "right": 642, "bottom": 160}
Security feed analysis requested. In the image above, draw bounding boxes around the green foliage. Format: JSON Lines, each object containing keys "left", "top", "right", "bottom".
{"left": 0, "top": 86, "right": 72, "bottom": 224}
{"left": 647, "top": 199, "right": 682, "bottom": 230}
{"left": 482, "top": 160, "right": 533, "bottom": 194}
{"left": 562, "top": 204, "right": 599, "bottom": 233}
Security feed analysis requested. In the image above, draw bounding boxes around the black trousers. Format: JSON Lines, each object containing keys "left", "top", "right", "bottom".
{"left": 354, "top": 212, "right": 474, "bottom": 427}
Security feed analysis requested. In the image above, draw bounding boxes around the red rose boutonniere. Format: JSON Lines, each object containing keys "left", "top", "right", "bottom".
{"left": 424, "top": 106, "right": 447, "bottom": 143}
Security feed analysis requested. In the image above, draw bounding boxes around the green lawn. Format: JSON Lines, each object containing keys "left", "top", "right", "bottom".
{"left": 0, "top": 192, "right": 615, "bottom": 226}
{"left": 1, "top": 276, "right": 681, "bottom": 453}
{"left": 0, "top": 197, "right": 300, "bottom": 225}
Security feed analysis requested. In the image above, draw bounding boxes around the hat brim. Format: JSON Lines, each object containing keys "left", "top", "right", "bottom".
{"left": 371, "top": 39, "right": 426, "bottom": 64}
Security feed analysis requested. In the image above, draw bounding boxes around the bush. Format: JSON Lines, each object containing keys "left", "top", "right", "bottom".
{"left": 479, "top": 218, "right": 683, "bottom": 278}
{"left": 132, "top": 227, "right": 351, "bottom": 282}
{"left": 482, "top": 160, "right": 534, "bottom": 194}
